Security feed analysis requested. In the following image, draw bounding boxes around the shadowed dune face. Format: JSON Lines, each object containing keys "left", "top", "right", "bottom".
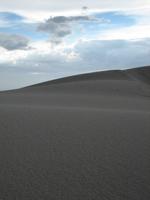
{"left": 126, "top": 66, "right": 150, "bottom": 85}
{"left": 0, "top": 66, "right": 150, "bottom": 200}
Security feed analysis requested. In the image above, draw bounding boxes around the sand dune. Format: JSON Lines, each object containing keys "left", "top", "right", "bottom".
{"left": 0, "top": 66, "right": 150, "bottom": 200}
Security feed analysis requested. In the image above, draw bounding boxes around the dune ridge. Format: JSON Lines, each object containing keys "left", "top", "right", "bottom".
{"left": 24, "top": 66, "right": 150, "bottom": 88}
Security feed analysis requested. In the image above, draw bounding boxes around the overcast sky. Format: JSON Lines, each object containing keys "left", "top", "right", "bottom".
{"left": 0, "top": 0, "right": 150, "bottom": 90}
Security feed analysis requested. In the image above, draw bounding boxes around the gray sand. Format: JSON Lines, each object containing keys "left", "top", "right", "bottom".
{"left": 0, "top": 66, "right": 150, "bottom": 200}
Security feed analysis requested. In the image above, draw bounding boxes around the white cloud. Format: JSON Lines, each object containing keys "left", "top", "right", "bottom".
{"left": 1, "top": 38, "right": 150, "bottom": 72}
{"left": 0, "top": 47, "right": 30, "bottom": 64}
{"left": 98, "top": 24, "right": 150, "bottom": 40}
{"left": 0, "top": 0, "right": 148, "bottom": 11}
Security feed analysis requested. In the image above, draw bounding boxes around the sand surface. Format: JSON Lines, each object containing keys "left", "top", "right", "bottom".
{"left": 0, "top": 66, "right": 150, "bottom": 200}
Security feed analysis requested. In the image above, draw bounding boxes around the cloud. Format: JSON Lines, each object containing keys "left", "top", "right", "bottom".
{"left": 38, "top": 15, "right": 101, "bottom": 44}
{"left": 0, "top": 33, "right": 29, "bottom": 50}
{"left": 18, "top": 38, "right": 150, "bottom": 70}
{"left": 98, "top": 24, "right": 150, "bottom": 40}
{"left": 1, "top": 38, "right": 150, "bottom": 72}
{"left": 74, "top": 39, "right": 150, "bottom": 69}
{"left": 0, "top": 37, "right": 150, "bottom": 90}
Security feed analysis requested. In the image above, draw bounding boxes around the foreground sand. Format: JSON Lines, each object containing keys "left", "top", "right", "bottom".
{"left": 0, "top": 66, "right": 150, "bottom": 200}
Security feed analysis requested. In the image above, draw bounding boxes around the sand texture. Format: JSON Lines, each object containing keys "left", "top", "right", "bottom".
{"left": 0, "top": 66, "right": 150, "bottom": 200}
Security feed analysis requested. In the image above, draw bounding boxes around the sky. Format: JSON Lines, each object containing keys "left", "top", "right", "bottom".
{"left": 0, "top": 0, "right": 150, "bottom": 90}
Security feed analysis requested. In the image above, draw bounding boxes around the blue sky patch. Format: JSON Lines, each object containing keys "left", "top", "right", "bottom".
{"left": 67, "top": 11, "right": 136, "bottom": 42}
{"left": 0, "top": 12, "right": 48, "bottom": 40}
{"left": 94, "top": 11, "right": 135, "bottom": 27}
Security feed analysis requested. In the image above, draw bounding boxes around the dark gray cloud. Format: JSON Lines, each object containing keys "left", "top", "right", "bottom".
{"left": 47, "top": 16, "right": 93, "bottom": 23}
{"left": 0, "top": 33, "right": 29, "bottom": 50}
{"left": 38, "top": 15, "right": 98, "bottom": 44}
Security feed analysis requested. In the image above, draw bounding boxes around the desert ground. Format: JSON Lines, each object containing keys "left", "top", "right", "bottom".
{"left": 0, "top": 66, "right": 150, "bottom": 200}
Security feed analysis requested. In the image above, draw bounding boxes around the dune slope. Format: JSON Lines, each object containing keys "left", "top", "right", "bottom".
{"left": 0, "top": 66, "right": 150, "bottom": 200}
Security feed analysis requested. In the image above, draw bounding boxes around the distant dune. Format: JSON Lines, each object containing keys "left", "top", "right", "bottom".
{"left": 0, "top": 66, "right": 150, "bottom": 200}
